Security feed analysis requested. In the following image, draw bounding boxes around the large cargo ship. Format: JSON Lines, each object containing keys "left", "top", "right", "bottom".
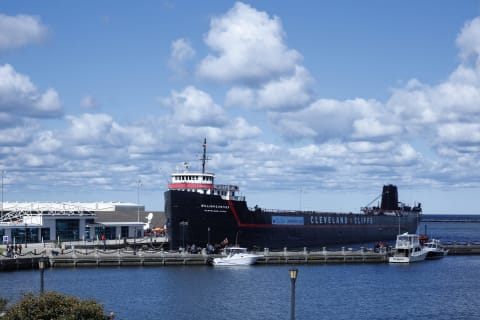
{"left": 164, "top": 140, "right": 422, "bottom": 250}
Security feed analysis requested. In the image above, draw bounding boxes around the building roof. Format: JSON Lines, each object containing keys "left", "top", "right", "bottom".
{"left": 2, "top": 201, "right": 142, "bottom": 212}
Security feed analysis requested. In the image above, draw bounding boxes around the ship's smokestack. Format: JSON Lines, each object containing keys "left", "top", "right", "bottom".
{"left": 380, "top": 184, "right": 399, "bottom": 210}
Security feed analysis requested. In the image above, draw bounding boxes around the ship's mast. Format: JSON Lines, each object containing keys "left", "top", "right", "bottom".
{"left": 202, "top": 138, "right": 207, "bottom": 174}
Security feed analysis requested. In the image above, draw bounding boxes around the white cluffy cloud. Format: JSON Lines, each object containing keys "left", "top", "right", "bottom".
{"left": 226, "top": 66, "right": 314, "bottom": 111}
{"left": 169, "top": 38, "right": 195, "bottom": 77}
{"left": 162, "top": 86, "right": 227, "bottom": 127}
{"left": 0, "top": 14, "right": 48, "bottom": 50}
{"left": 0, "top": 64, "right": 62, "bottom": 120}
{"left": 157, "top": 85, "right": 262, "bottom": 146}
{"left": 197, "top": 2, "right": 301, "bottom": 83}
{"left": 81, "top": 95, "right": 99, "bottom": 109}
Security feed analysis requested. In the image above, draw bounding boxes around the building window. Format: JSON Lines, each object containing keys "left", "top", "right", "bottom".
{"left": 41, "top": 228, "right": 50, "bottom": 241}
{"left": 121, "top": 226, "right": 129, "bottom": 238}
{"left": 56, "top": 219, "right": 80, "bottom": 241}
{"left": 10, "top": 228, "right": 24, "bottom": 244}
{"left": 94, "top": 226, "right": 116, "bottom": 240}
{"left": 105, "top": 226, "right": 116, "bottom": 240}
{"left": 27, "top": 228, "right": 39, "bottom": 243}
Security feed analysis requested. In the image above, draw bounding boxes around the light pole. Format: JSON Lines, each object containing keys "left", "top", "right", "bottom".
{"left": 1, "top": 170, "right": 5, "bottom": 220}
{"left": 207, "top": 227, "right": 210, "bottom": 246}
{"left": 137, "top": 179, "right": 142, "bottom": 222}
{"left": 38, "top": 256, "right": 46, "bottom": 294}
{"left": 103, "top": 226, "right": 106, "bottom": 251}
{"left": 289, "top": 268, "right": 298, "bottom": 320}
{"left": 133, "top": 227, "right": 137, "bottom": 255}
{"left": 180, "top": 221, "right": 188, "bottom": 250}
{"left": 25, "top": 223, "right": 28, "bottom": 248}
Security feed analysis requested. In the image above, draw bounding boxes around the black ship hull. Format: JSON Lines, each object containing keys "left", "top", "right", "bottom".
{"left": 164, "top": 189, "right": 420, "bottom": 250}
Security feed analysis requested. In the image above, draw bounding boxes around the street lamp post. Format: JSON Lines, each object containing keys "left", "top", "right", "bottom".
{"left": 180, "top": 221, "right": 188, "bottom": 250}
{"left": 38, "top": 256, "right": 46, "bottom": 294}
{"left": 207, "top": 227, "right": 210, "bottom": 246}
{"left": 133, "top": 227, "right": 137, "bottom": 255}
{"left": 137, "top": 179, "right": 142, "bottom": 222}
{"left": 289, "top": 268, "right": 298, "bottom": 320}
{"left": 25, "top": 223, "right": 28, "bottom": 248}
{"left": 1, "top": 170, "right": 5, "bottom": 220}
{"left": 103, "top": 226, "right": 106, "bottom": 251}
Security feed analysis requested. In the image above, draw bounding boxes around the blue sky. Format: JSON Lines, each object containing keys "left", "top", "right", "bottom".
{"left": 1, "top": 1, "right": 480, "bottom": 214}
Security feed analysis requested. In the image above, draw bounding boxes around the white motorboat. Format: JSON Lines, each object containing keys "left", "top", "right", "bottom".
{"left": 424, "top": 239, "right": 448, "bottom": 259}
{"left": 389, "top": 233, "right": 428, "bottom": 263}
{"left": 211, "top": 247, "right": 262, "bottom": 266}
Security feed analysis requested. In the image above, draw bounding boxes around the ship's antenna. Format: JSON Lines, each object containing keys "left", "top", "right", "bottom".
{"left": 201, "top": 138, "right": 209, "bottom": 174}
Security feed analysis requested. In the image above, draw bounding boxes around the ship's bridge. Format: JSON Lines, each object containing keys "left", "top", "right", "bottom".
{"left": 168, "top": 172, "right": 215, "bottom": 193}
{"left": 168, "top": 172, "right": 244, "bottom": 201}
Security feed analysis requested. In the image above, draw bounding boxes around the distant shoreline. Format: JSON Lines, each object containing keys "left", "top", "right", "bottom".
{"left": 421, "top": 214, "right": 480, "bottom": 222}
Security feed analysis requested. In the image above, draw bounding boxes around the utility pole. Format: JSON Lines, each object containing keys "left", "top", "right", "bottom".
{"left": 1, "top": 170, "right": 5, "bottom": 220}
{"left": 137, "top": 179, "right": 142, "bottom": 222}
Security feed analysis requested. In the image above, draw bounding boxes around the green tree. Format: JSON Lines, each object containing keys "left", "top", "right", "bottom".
{"left": 2, "top": 291, "right": 107, "bottom": 320}
{"left": 0, "top": 296, "right": 9, "bottom": 314}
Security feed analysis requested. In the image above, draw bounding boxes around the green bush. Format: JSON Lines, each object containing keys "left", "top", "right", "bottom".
{"left": 0, "top": 296, "right": 8, "bottom": 313}
{"left": 2, "top": 291, "right": 107, "bottom": 320}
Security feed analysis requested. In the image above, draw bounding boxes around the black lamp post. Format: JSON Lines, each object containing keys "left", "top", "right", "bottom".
{"left": 103, "top": 226, "right": 106, "bottom": 251}
{"left": 38, "top": 256, "right": 46, "bottom": 294}
{"left": 179, "top": 221, "right": 188, "bottom": 250}
{"left": 133, "top": 227, "right": 137, "bottom": 255}
{"left": 25, "top": 223, "right": 28, "bottom": 248}
{"left": 289, "top": 268, "right": 298, "bottom": 320}
{"left": 207, "top": 227, "right": 210, "bottom": 246}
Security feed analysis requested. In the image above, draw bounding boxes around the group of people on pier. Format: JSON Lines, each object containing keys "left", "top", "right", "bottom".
{"left": 5, "top": 244, "right": 22, "bottom": 258}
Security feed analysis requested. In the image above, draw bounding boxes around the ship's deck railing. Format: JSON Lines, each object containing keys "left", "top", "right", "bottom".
{"left": 250, "top": 207, "right": 421, "bottom": 216}
{"left": 214, "top": 184, "right": 239, "bottom": 191}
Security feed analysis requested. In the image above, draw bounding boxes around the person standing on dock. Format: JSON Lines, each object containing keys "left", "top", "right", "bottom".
{"left": 6, "top": 245, "right": 12, "bottom": 258}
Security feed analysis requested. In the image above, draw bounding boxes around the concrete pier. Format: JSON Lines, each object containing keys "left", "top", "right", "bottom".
{"left": 1, "top": 244, "right": 479, "bottom": 271}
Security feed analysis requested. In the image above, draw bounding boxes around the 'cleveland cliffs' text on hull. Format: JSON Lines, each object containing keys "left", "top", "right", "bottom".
{"left": 164, "top": 140, "right": 422, "bottom": 250}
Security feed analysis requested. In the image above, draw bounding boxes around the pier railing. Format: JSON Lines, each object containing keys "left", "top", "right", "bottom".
{"left": 2, "top": 243, "right": 480, "bottom": 271}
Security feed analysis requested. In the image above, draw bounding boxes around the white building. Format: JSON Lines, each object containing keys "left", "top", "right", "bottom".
{"left": 0, "top": 202, "right": 149, "bottom": 245}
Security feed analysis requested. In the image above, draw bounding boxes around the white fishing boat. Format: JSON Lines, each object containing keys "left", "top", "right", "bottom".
{"left": 211, "top": 247, "right": 262, "bottom": 266}
{"left": 389, "top": 233, "right": 428, "bottom": 263}
{"left": 424, "top": 239, "right": 448, "bottom": 259}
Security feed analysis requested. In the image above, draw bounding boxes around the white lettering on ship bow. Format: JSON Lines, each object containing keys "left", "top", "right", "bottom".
{"left": 200, "top": 203, "right": 229, "bottom": 213}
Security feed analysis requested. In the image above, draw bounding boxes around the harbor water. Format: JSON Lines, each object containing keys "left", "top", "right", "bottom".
{"left": 1, "top": 216, "right": 479, "bottom": 320}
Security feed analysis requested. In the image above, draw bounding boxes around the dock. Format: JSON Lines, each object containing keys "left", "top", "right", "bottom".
{"left": 1, "top": 243, "right": 479, "bottom": 271}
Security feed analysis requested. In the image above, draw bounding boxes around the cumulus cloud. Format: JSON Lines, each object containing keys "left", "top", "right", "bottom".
{"left": 155, "top": 86, "right": 263, "bottom": 150}
{"left": 272, "top": 98, "right": 384, "bottom": 142}
{"left": 352, "top": 118, "right": 402, "bottom": 140}
{"left": 197, "top": 2, "right": 301, "bottom": 83}
{"left": 456, "top": 17, "right": 480, "bottom": 65}
{"left": 0, "top": 125, "right": 36, "bottom": 146}
{"left": 437, "top": 123, "right": 480, "bottom": 145}
{"left": 0, "top": 64, "right": 63, "bottom": 120}
{"left": 0, "top": 14, "right": 48, "bottom": 50}
{"left": 226, "top": 66, "right": 314, "bottom": 111}
{"left": 385, "top": 16, "right": 480, "bottom": 160}
{"left": 161, "top": 86, "right": 227, "bottom": 126}
{"left": 81, "top": 95, "right": 99, "bottom": 109}
{"left": 168, "top": 38, "right": 195, "bottom": 78}
{"left": 65, "top": 113, "right": 118, "bottom": 145}
{"left": 268, "top": 13, "right": 480, "bottom": 181}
